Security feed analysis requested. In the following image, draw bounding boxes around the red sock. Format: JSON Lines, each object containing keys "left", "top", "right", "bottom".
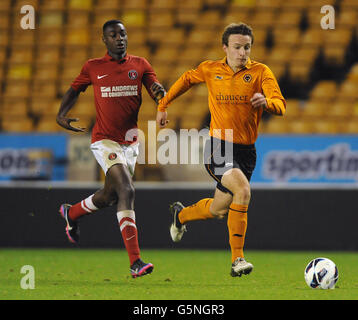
{"left": 68, "top": 194, "right": 98, "bottom": 220}
{"left": 117, "top": 210, "right": 140, "bottom": 265}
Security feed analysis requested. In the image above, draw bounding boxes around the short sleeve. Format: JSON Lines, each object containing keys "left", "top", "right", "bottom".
{"left": 71, "top": 61, "right": 91, "bottom": 92}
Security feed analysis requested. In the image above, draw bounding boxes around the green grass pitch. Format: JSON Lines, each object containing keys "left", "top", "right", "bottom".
{"left": 1, "top": 248, "right": 357, "bottom": 300}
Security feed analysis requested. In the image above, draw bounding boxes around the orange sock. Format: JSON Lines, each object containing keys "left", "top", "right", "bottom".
{"left": 227, "top": 203, "right": 248, "bottom": 263}
{"left": 179, "top": 198, "right": 214, "bottom": 224}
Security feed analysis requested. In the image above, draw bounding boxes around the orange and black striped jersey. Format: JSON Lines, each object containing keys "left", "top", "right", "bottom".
{"left": 158, "top": 57, "right": 286, "bottom": 145}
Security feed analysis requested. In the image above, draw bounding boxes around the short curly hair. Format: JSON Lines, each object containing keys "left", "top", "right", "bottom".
{"left": 222, "top": 23, "right": 254, "bottom": 46}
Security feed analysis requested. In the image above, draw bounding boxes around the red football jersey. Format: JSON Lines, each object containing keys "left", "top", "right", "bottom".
{"left": 71, "top": 52, "right": 159, "bottom": 144}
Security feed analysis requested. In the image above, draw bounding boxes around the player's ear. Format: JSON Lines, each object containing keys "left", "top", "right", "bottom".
{"left": 102, "top": 35, "right": 106, "bottom": 44}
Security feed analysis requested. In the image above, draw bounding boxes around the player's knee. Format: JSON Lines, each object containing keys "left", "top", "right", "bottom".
{"left": 210, "top": 208, "right": 228, "bottom": 219}
{"left": 118, "top": 182, "right": 135, "bottom": 200}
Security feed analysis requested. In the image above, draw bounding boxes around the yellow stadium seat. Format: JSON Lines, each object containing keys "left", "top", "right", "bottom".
{"left": 250, "top": 29, "right": 268, "bottom": 47}
{"left": 13, "top": 0, "right": 39, "bottom": 11}
{"left": 249, "top": 10, "right": 276, "bottom": 29}
{"left": 128, "top": 45, "right": 151, "bottom": 59}
{"left": 264, "top": 117, "right": 290, "bottom": 134}
{"left": 152, "top": 47, "right": 181, "bottom": 65}
{"left": 9, "top": 29, "right": 35, "bottom": 46}
{"left": 336, "top": 80, "right": 358, "bottom": 102}
{"left": 288, "top": 64, "right": 312, "bottom": 83}
{"left": 300, "top": 29, "right": 324, "bottom": 48}
{"left": 40, "top": 0, "right": 66, "bottom": 10}
{"left": 30, "top": 98, "right": 59, "bottom": 117}
{"left": 327, "top": 101, "right": 353, "bottom": 118}
{"left": 309, "top": 80, "right": 337, "bottom": 102}
{"left": 150, "top": 0, "right": 177, "bottom": 10}
{"left": 301, "top": 101, "right": 327, "bottom": 117}
{"left": 90, "top": 45, "right": 107, "bottom": 58}
{"left": 186, "top": 28, "right": 217, "bottom": 46}
{"left": 60, "top": 64, "right": 82, "bottom": 82}
{"left": 92, "top": 10, "right": 121, "bottom": 29}
{"left": 68, "top": 0, "right": 93, "bottom": 11}
{"left": 64, "top": 29, "right": 90, "bottom": 46}
{"left": 284, "top": 99, "right": 302, "bottom": 118}
{"left": 229, "top": 0, "right": 256, "bottom": 9}
{"left": 177, "top": 47, "right": 205, "bottom": 65}
{"left": 1, "top": 98, "right": 29, "bottom": 117}
{"left": 289, "top": 119, "right": 315, "bottom": 134}
{"left": 339, "top": 0, "right": 358, "bottom": 11}
{"left": 31, "top": 81, "right": 57, "bottom": 99}
{"left": 0, "top": 14, "right": 10, "bottom": 29}
{"left": 336, "top": 9, "right": 357, "bottom": 28}
{"left": 121, "top": 10, "right": 146, "bottom": 27}
{"left": 62, "top": 46, "right": 89, "bottom": 65}
{"left": 195, "top": 10, "right": 223, "bottom": 28}
{"left": 7, "top": 64, "right": 32, "bottom": 80}
{"left": 313, "top": 120, "right": 341, "bottom": 134}
{"left": 122, "top": 0, "right": 148, "bottom": 10}
{"left": 268, "top": 63, "right": 286, "bottom": 80}
{"left": 272, "top": 27, "right": 300, "bottom": 48}
{"left": 2, "top": 117, "right": 34, "bottom": 133}
{"left": 274, "top": 9, "right": 302, "bottom": 28}
{"left": 205, "top": 46, "right": 225, "bottom": 61}
{"left": 33, "top": 64, "right": 59, "bottom": 81}
{"left": 37, "top": 28, "right": 63, "bottom": 46}
{"left": 94, "top": 0, "right": 121, "bottom": 10}
{"left": 265, "top": 46, "right": 293, "bottom": 65}
{"left": 35, "top": 46, "right": 61, "bottom": 64}
{"left": 0, "top": 30, "right": 9, "bottom": 47}
{"left": 223, "top": 9, "right": 251, "bottom": 27}
{"left": 2, "top": 80, "right": 30, "bottom": 99}
{"left": 347, "top": 63, "right": 358, "bottom": 83}
{"left": 340, "top": 118, "right": 358, "bottom": 134}
{"left": 39, "top": 11, "right": 64, "bottom": 28}
{"left": 0, "top": 0, "right": 12, "bottom": 11}
{"left": 322, "top": 46, "right": 347, "bottom": 66}
{"left": 36, "top": 117, "right": 64, "bottom": 132}
{"left": 67, "top": 11, "right": 91, "bottom": 28}
{"left": 8, "top": 48, "right": 34, "bottom": 64}
{"left": 148, "top": 11, "right": 175, "bottom": 29}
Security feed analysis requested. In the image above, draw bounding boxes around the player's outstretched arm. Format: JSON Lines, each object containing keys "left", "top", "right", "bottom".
{"left": 56, "top": 87, "right": 86, "bottom": 132}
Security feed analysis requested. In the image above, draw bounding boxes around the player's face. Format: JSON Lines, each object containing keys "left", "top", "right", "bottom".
{"left": 223, "top": 34, "right": 252, "bottom": 69}
{"left": 102, "top": 23, "right": 128, "bottom": 57}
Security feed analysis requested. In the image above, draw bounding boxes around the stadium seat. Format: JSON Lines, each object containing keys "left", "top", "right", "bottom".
{"left": 341, "top": 118, "right": 358, "bottom": 133}
{"left": 249, "top": 9, "right": 276, "bottom": 29}
{"left": 37, "top": 28, "right": 63, "bottom": 46}
{"left": 121, "top": 0, "right": 148, "bottom": 10}
{"left": 301, "top": 101, "right": 327, "bottom": 117}
{"left": 62, "top": 46, "right": 89, "bottom": 65}
{"left": 1, "top": 98, "right": 29, "bottom": 117}
{"left": 35, "top": 117, "right": 64, "bottom": 132}
{"left": 195, "top": 11, "right": 223, "bottom": 28}
{"left": 64, "top": 28, "right": 90, "bottom": 46}
{"left": 1, "top": 117, "right": 34, "bottom": 133}
{"left": 127, "top": 45, "right": 151, "bottom": 60}
{"left": 288, "top": 119, "right": 315, "bottom": 134}
{"left": 327, "top": 101, "right": 353, "bottom": 119}
{"left": 33, "top": 64, "right": 59, "bottom": 82}
{"left": 92, "top": 10, "right": 121, "bottom": 29}
{"left": 0, "top": 0, "right": 11, "bottom": 11}
{"left": 265, "top": 46, "right": 293, "bottom": 65}
{"left": 347, "top": 63, "right": 358, "bottom": 83}
{"left": 94, "top": 0, "right": 121, "bottom": 10}
{"left": 309, "top": 80, "right": 337, "bottom": 102}
{"left": 150, "top": 0, "right": 177, "bottom": 10}
{"left": 264, "top": 117, "right": 290, "bottom": 134}
{"left": 0, "top": 13, "right": 10, "bottom": 29}
{"left": 177, "top": 47, "right": 205, "bottom": 65}
{"left": 30, "top": 98, "right": 59, "bottom": 117}
{"left": 148, "top": 10, "right": 175, "bottom": 29}
{"left": 313, "top": 120, "right": 341, "bottom": 134}
{"left": 0, "top": 30, "right": 9, "bottom": 47}
{"left": 340, "top": 0, "right": 358, "bottom": 11}
{"left": 6, "top": 64, "right": 32, "bottom": 80}
{"left": 67, "top": 11, "right": 91, "bottom": 28}
{"left": 8, "top": 48, "right": 34, "bottom": 64}
{"left": 31, "top": 81, "right": 57, "bottom": 99}
{"left": 272, "top": 27, "right": 300, "bottom": 48}
{"left": 223, "top": 9, "right": 251, "bottom": 28}
{"left": 205, "top": 46, "right": 225, "bottom": 61}
{"left": 287, "top": 63, "right": 312, "bottom": 83}
{"left": 300, "top": 29, "right": 324, "bottom": 48}
{"left": 121, "top": 10, "right": 146, "bottom": 27}
{"left": 322, "top": 46, "right": 347, "bottom": 66}
{"left": 68, "top": 0, "right": 93, "bottom": 11}
{"left": 40, "top": 0, "right": 67, "bottom": 10}
{"left": 284, "top": 99, "right": 302, "bottom": 119}
{"left": 336, "top": 80, "right": 358, "bottom": 102}
{"left": 2, "top": 80, "right": 30, "bottom": 99}
{"left": 274, "top": 9, "right": 302, "bottom": 29}
{"left": 13, "top": 0, "right": 39, "bottom": 11}
{"left": 35, "top": 46, "right": 61, "bottom": 64}
{"left": 336, "top": 9, "right": 357, "bottom": 29}
{"left": 39, "top": 11, "right": 64, "bottom": 28}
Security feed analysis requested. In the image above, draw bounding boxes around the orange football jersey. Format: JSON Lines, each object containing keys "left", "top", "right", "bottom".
{"left": 158, "top": 57, "right": 286, "bottom": 144}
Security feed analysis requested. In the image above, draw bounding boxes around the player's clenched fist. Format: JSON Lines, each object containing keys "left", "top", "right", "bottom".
{"left": 156, "top": 110, "right": 169, "bottom": 128}
{"left": 250, "top": 92, "right": 267, "bottom": 109}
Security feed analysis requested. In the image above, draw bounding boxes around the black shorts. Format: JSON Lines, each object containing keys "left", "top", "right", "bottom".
{"left": 204, "top": 137, "right": 257, "bottom": 195}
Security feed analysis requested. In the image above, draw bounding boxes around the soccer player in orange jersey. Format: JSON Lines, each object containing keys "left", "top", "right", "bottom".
{"left": 156, "top": 23, "right": 286, "bottom": 277}
{"left": 56, "top": 20, "right": 165, "bottom": 278}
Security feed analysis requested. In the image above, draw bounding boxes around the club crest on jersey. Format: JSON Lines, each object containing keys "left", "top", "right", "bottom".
{"left": 243, "top": 74, "right": 252, "bottom": 83}
{"left": 128, "top": 70, "right": 138, "bottom": 80}
{"left": 108, "top": 153, "right": 117, "bottom": 160}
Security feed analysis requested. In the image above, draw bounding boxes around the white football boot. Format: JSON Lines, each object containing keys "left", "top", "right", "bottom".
{"left": 231, "top": 257, "right": 254, "bottom": 277}
{"left": 169, "top": 202, "right": 187, "bottom": 242}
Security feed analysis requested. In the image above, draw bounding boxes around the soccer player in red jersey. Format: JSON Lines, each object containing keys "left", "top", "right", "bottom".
{"left": 56, "top": 20, "right": 165, "bottom": 278}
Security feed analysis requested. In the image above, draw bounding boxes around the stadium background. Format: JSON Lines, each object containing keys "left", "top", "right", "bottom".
{"left": 0, "top": 0, "right": 357, "bottom": 250}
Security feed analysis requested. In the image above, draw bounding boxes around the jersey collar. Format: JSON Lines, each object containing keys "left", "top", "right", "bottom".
{"left": 104, "top": 52, "right": 129, "bottom": 63}
{"left": 220, "top": 56, "right": 252, "bottom": 70}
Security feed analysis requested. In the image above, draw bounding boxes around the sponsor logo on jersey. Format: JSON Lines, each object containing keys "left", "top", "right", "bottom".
{"left": 100, "top": 85, "right": 138, "bottom": 97}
